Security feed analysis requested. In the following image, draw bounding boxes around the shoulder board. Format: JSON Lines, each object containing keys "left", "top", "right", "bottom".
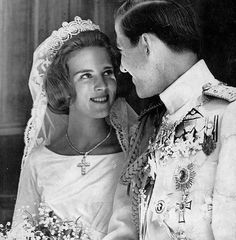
{"left": 202, "top": 82, "right": 236, "bottom": 102}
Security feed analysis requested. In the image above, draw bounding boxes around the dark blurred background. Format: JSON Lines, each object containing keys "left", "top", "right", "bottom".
{"left": 0, "top": 0, "right": 236, "bottom": 223}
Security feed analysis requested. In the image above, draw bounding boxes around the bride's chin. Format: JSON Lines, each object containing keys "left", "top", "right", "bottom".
{"left": 93, "top": 111, "right": 110, "bottom": 119}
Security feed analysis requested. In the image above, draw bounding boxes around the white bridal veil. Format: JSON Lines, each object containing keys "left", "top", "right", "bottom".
{"left": 22, "top": 17, "right": 100, "bottom": 168}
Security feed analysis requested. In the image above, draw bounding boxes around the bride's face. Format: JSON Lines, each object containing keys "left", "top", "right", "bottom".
{"left": 67, "top": 46, "right": 117, "bottom": 119}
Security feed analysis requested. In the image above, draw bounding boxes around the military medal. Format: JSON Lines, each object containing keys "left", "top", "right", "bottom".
{"left": 174, "top": 163, "right": 196, "bottom": 192}
{"left": 176, "top": 193, "right": 192, "bottom": 223}
{"left": 202, "top": 115, "right": 218, "bottom": 156}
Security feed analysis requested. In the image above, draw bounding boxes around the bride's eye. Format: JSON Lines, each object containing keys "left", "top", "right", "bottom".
{"left": 104, "top": 69, "right": 114, "bottom": 77}
{"left": 80, "top": 73, "right": 93, "bottom": 80}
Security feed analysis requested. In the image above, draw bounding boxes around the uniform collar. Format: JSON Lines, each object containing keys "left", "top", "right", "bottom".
{"left": 138, "top": 95, "right": 164, "bottom": 120}
{"left": 159, "top": 60, "right": 217, "bottom": 115}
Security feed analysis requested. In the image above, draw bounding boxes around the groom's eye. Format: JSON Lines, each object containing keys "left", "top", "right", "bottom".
{"left": 117, "top": 47, "right": 122, "bottom": 52}
{"left": 104, "top": 69, "right": 114, "bottom": 76}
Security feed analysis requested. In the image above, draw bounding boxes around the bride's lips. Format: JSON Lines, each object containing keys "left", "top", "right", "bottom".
{"left": 90, "top": 95, "right": 109, "bottom": 103}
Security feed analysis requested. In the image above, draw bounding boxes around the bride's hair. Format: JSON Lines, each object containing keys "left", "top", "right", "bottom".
{"left": 45, "top": 30, "right": 119, "bottom": 115}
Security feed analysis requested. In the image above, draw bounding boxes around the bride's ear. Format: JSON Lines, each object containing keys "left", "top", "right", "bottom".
{"left": 140, "top": 33, "right": 151, "bottom": 57}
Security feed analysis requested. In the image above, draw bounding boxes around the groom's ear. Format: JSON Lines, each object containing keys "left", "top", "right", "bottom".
{"left": 140, "top": 33, "right": 151, "bottom": 56}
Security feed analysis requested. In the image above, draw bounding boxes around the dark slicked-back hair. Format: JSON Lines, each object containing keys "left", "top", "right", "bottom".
{"left": 45, "top": 30, "right": 119, "bottom": 114}
{"left": 116, "top": 0, "right": 201, "bottom": 55}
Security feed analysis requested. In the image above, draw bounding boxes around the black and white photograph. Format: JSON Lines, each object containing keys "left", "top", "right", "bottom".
{"left": 0, "top": 0, "right": 236, "bottom": 239}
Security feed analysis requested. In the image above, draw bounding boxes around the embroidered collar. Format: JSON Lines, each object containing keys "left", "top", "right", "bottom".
{"left": 138, "top": 95, "right": 164, "bottom": 121}
{"left": 159, "top": 60, "right": 218, "bottom": 116}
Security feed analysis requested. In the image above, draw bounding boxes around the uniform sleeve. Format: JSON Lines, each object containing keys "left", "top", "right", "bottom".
{"left": 212, "top": 101, "right": 236, "bottom": 239}
{"left": 103, "top": 182, "right": 138, "bottom": 240}
{"left": 12, "top": 153, "right": 41, "bottom": 229}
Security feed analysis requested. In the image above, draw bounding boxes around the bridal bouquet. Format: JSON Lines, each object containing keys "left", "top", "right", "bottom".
{"left": 0, "top": 203, "right": 91, "bottom": 240}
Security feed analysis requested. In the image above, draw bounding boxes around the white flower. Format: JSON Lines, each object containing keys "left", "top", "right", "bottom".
{"left": 0, "top": 203, "right": 92, "bottom": 240}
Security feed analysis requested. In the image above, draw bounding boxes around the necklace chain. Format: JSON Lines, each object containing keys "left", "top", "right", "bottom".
{"left": 66, "top": 126, "right": 112, "bottom": 156}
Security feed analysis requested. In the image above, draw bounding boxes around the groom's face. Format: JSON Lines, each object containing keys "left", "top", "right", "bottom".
{"left": 115, "top": 21, "right": 150, "bottom": 98}
{"left": 115, "top": 19, "right": 173, "bottom": 98}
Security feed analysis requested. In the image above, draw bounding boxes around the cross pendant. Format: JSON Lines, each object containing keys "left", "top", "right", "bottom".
{"left": 77, "top": 155, "right": 90, "bottom": 175}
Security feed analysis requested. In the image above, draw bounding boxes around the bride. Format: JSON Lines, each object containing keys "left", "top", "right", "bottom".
{"left": 11, "top": 16, "right": 137, "bottom": 239}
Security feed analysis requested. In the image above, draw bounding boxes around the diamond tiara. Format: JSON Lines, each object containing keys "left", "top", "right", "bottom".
{"left": 46, "top": 16, "right": 100, "bottom": 57}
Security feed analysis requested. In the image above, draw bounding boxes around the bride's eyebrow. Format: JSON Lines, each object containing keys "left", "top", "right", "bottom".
{"left": 73, "top": 69, "right": 93, "bottom": 76}
{"left": 104, "top": 66, "right": 113, "bottom": 70}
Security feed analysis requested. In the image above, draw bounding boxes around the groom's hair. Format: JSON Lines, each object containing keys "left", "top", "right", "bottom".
{"left": 116, "top": 0, "right": 201, "bottom": 55}
{"left": 45, "top": 30, "right": 119, "bottom": 115}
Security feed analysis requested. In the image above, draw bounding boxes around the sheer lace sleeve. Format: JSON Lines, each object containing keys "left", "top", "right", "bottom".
{"left": 212, "top": 101, "right": 236, "bottom": 239}
{"left": 109, "top": 98, "right": 138, "bottom": 156}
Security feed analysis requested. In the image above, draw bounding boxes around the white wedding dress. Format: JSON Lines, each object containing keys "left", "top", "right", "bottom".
{"left": 13, "top": 146, "right": 125, "bottom": 239}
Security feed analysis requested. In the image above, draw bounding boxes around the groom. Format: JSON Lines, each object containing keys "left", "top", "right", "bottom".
{"left": 108, "top": 0, "right": 236, "bottom": 239}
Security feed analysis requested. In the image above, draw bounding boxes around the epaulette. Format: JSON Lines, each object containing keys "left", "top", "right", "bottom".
{"left": 202, "top": 82, "right": 236, "bottom": 102}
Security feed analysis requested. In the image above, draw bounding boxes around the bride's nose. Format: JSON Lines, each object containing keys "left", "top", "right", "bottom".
{"left": 94, "top": 75, "right": 107, "bottom": 91}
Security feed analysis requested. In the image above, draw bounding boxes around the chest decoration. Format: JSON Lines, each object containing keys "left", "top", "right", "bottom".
{"left": 148, "top": 106, "right": 218, "bottom": 169}
{"left": 142, "top": 102, "right": 218, "bottom": 239}
{"left": 174, "top": 163, "right": 196, "bottom": 192}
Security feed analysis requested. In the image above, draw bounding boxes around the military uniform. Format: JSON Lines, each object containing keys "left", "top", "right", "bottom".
{"left": 118, "top": 60, "right": 236, "bottom": 240}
